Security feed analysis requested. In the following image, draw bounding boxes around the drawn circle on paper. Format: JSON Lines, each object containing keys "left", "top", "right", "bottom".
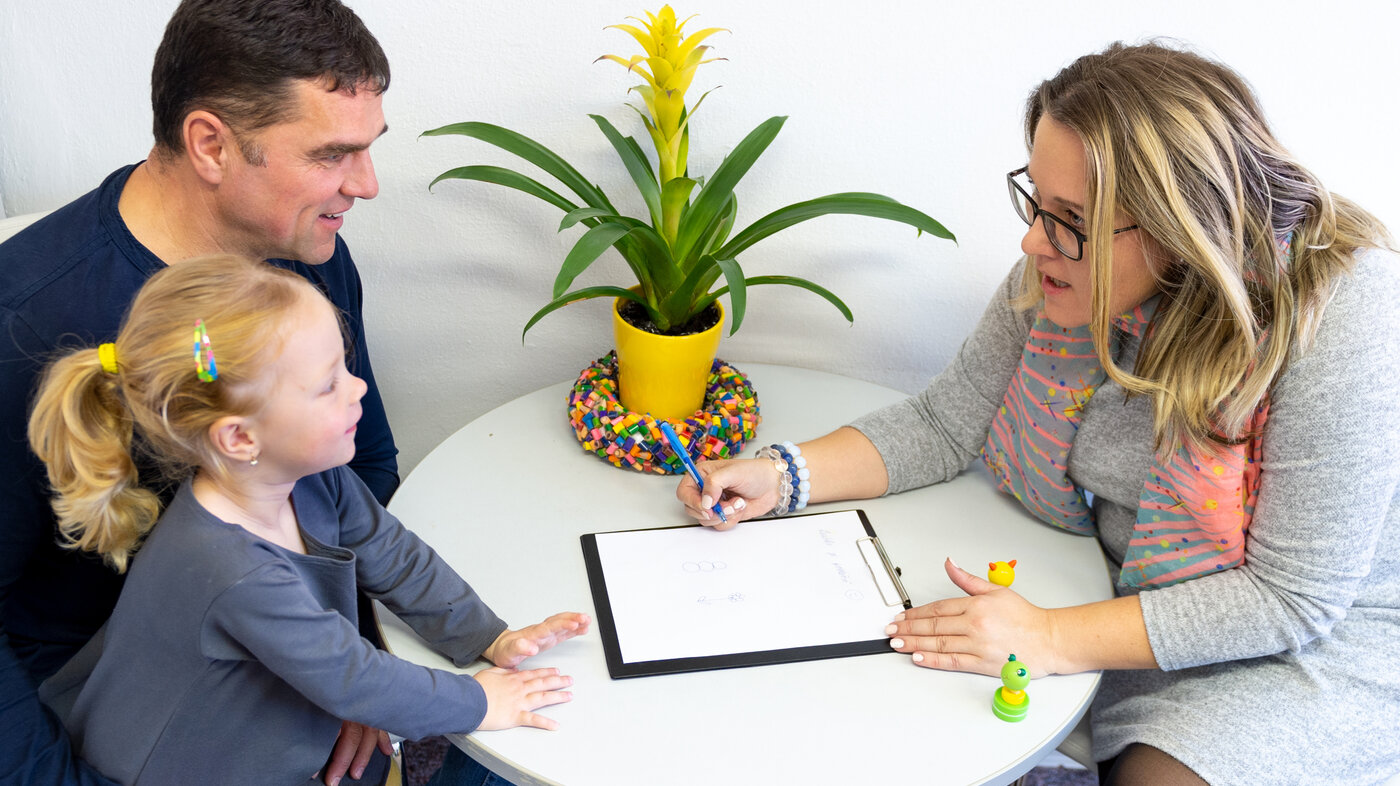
{"left": 845, "top": 590, "right": 865, "bottom": 601}
{"left": 683, "top": 561, "right": 728, "bottom": 573}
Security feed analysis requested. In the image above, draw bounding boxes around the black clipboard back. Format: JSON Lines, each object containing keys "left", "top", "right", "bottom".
{"left": 580, "top": 509, "right": 909, "bottom": 679}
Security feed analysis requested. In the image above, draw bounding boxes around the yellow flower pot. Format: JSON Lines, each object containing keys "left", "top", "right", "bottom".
{"left": 612, "top": 296, "right": 724, "bottom": 420}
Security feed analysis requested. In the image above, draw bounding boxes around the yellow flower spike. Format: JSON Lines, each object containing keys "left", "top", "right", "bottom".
{"left": 646, "top": 57, "right": 677, "bottom": 91}
{"left": 601, "top": 7, "right": 725, "bottom": 194}
{"left": 595, "top": 54, "right": 650, "bottom": 76}
{"left": 605, "top": 24, "right": 661, "bottom": 58}
{"left": 674, "top": 28, "right": 726, "bottom": 61}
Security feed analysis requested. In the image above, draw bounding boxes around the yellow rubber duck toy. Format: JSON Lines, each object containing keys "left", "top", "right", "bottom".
{"left": 988, "top": 559, "right": 1017, "bottom": 587}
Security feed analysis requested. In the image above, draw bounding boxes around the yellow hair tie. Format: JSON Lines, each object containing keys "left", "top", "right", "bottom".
{"left": 98, "top": 343, "right": 119, "bottom": 375}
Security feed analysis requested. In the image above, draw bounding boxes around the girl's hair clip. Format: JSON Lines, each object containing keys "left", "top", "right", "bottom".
{"left": 193, "top": 319, "right": 218, "bottom": 382}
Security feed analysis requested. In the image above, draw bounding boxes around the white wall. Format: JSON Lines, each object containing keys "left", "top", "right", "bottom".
{"left": 2, "top": 0, "right": 1397, "bottom": 475}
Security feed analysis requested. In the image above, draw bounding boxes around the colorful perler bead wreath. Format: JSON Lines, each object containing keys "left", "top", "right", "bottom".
{"left": 567, "top": 351, "right": 761, "bottom": 474}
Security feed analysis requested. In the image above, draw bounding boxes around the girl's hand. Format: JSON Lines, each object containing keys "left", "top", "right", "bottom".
{"left": 474, "top": 667, "right": 574, "bottom": 731}
{"left": 484, "top": 612, "right": 591, "bottom": 669}
{"left": 884, "top": 557, "right": 1057, "bottom": 677}
{"left": 675, "top": 457, "right": 783, "bottom": 530}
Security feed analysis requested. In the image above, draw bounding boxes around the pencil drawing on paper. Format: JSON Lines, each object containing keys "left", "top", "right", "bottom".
{"left": 697, "top": 593, "right": 746, "bottom": 605}
{"left": 682, "top": 561, "right": 727, "bottom": 573}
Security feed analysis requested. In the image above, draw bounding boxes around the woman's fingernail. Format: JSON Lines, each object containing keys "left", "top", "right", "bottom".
{"left": 890, "top": 638, "right": 904, "bottom": 648}
{"left": 913, "top": 653, "right": 924, "bottom": 663}
{"left": 884, "top": 624, "right": 897, "bottom": 635}
{"left": 701, "top": 495, "right": 714, "bottom": 508}
{"left": 894, "top": 612, "right": 906, "bottom": 621}
{"left": 733, "top": 498, "right": 747, "bottom": 511}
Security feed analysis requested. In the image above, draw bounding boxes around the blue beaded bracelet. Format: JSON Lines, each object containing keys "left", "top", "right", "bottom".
{"left": 757, "top": 442, "right": 811, "bottom": 516}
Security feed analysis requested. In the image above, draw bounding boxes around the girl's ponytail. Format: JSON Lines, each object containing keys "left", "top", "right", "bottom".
{"left": 28, "top": 346, "right": 160, "bottom": 573}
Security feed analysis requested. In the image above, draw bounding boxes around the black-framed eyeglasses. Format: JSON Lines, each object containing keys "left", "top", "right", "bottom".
{"left": 1007, "top": 167, "right": 1138, "bottom": 261}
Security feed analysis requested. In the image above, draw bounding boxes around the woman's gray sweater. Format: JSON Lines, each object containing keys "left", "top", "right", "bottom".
{"left": 851, "top": 251, "right": 1400, "bottom": 785}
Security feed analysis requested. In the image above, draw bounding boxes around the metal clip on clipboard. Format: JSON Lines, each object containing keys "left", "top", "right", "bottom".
{"left": 856, "top": 536, "right": 911, "bottom": 609}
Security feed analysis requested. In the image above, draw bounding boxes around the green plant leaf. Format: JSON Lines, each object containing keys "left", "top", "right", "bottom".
{"left": 659, "top": 176, "right": 697, "bottom": 247}
{"left": 555, "top": 222, "right": 635, "bottom": 298}
{"left": 712, "top": 257, "right": 746, "bottom": 334}
{"left": 523, "top": 285, "right": 645, "bottom": 339}
{"left": 700, "top": 274, "right": 853, "bottom": 324}
{"left": 673, "top": 116, "right": 786, "bottom": 263}
{"left": 422, "top": 122, "right": 617, "bottom": 212}
{"left": 716, "top": 193, "right": 956, "bottom": 260}
{"left": 589, "top": 114, "right": 662, "bottom": 228}
{"left": 429, "top": 166, "right": 581, "bottom": 215}
{"left": 658, "top": 253, "right": 721, "bottom": 320}
{"left": 607, "top": 222, "right": 676, "bottom": 297}
{"left": 559, "top": 207, "right": 616, "bottom": 231}
{"left": 710, "top": 193, "right": 739, "bottom": 251}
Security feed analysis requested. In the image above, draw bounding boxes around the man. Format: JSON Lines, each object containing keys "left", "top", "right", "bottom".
{"left": 0, "top": 1, "right": 419, "bottom": 783}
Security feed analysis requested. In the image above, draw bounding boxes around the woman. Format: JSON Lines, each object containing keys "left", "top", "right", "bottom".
{"left": 678, "top": 42, "right": 1398, "bottom": 785}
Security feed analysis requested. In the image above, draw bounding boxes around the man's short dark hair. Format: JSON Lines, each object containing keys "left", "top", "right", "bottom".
{"left": 151, "top": 0, "right": 390, "bottom": 157}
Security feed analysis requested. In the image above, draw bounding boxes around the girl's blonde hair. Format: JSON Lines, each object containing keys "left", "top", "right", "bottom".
{"left": 27, "top": 255, "right": 314, "bottom": 571}
{"left": 1019, "top": 40, "right": 1391, "bottom": 456}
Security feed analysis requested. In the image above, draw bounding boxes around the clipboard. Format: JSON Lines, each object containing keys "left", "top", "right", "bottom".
{"left": 580, "top": 509, "right": 910, "bottom": 679}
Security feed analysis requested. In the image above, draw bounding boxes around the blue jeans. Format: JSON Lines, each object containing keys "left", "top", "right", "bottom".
{"left": 426, "top": 746, "right": 514, "bottom": 786}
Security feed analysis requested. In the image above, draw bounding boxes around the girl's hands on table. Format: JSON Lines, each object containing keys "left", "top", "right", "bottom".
{"left": 474, "top": 667, "right": 575, "bottom": 731}
{"left": 484, "top": 612, "right": 591, "bottom": 669}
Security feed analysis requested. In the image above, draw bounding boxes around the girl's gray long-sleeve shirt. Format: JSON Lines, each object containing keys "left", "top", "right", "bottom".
{"left": 41, "top": 465, "right": 506, "bottom": 785}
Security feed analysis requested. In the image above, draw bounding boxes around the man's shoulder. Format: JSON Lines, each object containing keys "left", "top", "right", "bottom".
{"left": 0, "top": 166, "right": 146, "bottom": 318}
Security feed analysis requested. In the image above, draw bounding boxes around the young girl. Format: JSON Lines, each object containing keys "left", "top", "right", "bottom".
{"left": 30, "top": 255, "right": 589, "bottom": 785}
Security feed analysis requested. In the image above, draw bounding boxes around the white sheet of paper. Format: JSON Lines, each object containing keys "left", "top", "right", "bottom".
{"left": 592, "top": 510, "right": 899, "bottom": 664}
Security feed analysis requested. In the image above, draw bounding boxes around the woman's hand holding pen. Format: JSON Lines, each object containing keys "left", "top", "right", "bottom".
{"left": 675, "top": 457, "right": 782, "bottom": 530}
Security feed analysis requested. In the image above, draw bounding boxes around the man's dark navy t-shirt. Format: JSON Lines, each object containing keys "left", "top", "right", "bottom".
{"left": 0, "top": 163, "right": 400, "bottom": 784}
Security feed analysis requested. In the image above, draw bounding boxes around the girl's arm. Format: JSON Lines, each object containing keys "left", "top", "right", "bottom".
{"left": 204, "top": 560, "right": 496, "bottom": 739}
{"left": 327, "top": 466, "right": 508, "bottom": 664}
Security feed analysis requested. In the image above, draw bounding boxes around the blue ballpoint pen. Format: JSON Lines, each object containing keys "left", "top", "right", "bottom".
{"left": 657, "top": 421, "right": 728, "bottom": 523}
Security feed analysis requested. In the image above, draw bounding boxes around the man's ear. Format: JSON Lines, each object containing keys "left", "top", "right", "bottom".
{"left": 207, "top": 415, "right": 257, "bottom": 464}
{"left": 183, "top": 110, "right": 233, "bottom": 186}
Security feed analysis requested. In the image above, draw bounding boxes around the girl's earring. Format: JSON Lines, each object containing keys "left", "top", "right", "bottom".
{"left": 250, "top": 451, "right": 259, "bottom": 467}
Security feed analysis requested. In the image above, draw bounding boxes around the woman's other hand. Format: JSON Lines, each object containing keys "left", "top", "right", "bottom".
{"left": 885, "top": 557, "right": 1057, "bottom": 677}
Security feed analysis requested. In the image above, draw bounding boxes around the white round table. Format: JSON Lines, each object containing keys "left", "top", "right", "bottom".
{"left": 377, "top": 363, "right": 1112, "bottom": 786}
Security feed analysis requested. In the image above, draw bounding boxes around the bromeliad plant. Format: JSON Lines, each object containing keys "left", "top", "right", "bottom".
{"left": 424, "top": 5, "right": 954, "bottom": 337}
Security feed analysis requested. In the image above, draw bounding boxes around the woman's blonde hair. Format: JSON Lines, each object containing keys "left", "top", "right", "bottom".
{"left": 27, "top": 255, "right": 314, "bottom": 571}
{"left": 1020, "top": 41, "right": 1391, "bottom": 455}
